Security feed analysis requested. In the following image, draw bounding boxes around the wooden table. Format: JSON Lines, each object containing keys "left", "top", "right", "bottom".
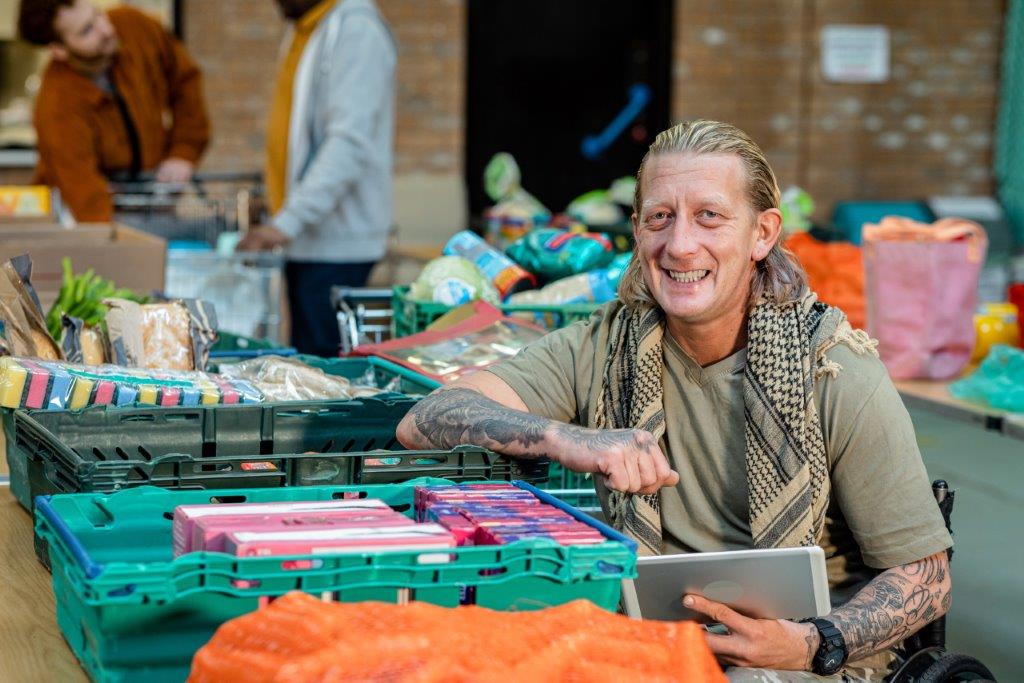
{"left": 895, "top": 379, "right": 1024, "bottom": 441}
{"left": 0, "top": 486, "right": 87, "bottom": 682}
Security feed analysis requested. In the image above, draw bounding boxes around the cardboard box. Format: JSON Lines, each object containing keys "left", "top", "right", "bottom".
{"left": 0, "top": 222, "right": 166, "bottom": 311}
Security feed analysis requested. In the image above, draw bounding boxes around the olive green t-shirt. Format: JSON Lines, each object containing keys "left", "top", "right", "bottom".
{"left": 487, "top": 303, "right": 952, "bottom": 604}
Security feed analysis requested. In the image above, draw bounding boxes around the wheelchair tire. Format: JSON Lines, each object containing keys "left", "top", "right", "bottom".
{"left": 917, "top": 653, "right": 996, "bottom": 682}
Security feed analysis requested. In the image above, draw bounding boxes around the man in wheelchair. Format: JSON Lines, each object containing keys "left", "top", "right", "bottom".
{"left": 397, "top": 120, "right": 994, "bottom": 680}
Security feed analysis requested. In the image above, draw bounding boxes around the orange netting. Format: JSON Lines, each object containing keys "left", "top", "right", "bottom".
{"left": 188, "top": 592, "right": 726, "bottom": 683}
{"left": 785, "top": 232, "right": 866, "bottom": 330}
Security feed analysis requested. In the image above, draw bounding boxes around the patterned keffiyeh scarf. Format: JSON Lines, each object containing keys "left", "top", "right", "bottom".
{"left": 596, "top": 293, "right": 878, "bottom": 556}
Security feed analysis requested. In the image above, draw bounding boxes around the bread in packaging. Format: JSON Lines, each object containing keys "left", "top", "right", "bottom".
{"left": 106, "top": 298, "right": 218, "bottom": 371}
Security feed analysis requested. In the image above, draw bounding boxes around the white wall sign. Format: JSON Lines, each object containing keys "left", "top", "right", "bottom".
{"left": 821, "top": 25, "right": 890, "bottom": 83}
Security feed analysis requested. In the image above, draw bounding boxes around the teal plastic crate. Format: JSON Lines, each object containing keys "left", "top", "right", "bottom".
{"left": 391, "top": 285, "right": 600, "bottom": 337}
{"left": 36, "top": 479, "right": 637, "bottom": 683}
{"left": 831, "top": 200, "right": 936, "bottom": 245}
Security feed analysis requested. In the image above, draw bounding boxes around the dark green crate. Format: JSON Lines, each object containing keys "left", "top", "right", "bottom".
{"left": 5, "top": 399, "right": 545, "bottom": 511}
{"left": 391, "top": 285, "right": 600, "bottom": 337}
{"left": 36, "top": 479, "right": 636, "bottom": 683}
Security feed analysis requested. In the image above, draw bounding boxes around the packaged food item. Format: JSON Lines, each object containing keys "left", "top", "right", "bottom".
{"left": 216, "top": 355, "right": 385, "bottom": 402}
{"left": 223, "top": 523, "right": 455, "bottom": 558}
{"left": 506, "top": 228, "right": 615, "bottom": 282}
{"left": 349, "top": 301, "right": 546, "bottom": 383}
{"left": 60, "top": 315, "right": 108, "bottom": 365}
{"left": 408, "top": 255, "right": 501, "bottom": 306}
{"left": 106, "top": 298, "right": 217, "bottom": 371}
{"left": 971, "top": 302, "right": 1020, "bottom": 363}
{"left": 173, "top": 499, "right": 392, "bottom": 556}
{"left": 0, "top": 356, "right": 263, "bottom": 410}
{"left": 0, "top": 254, "right": 62, "bottom": 360}
{"left": 443, "top": 230, "right": 536, "bottom": 298}
{"left": 566, "top": 189, "right": 625, "bottom": 226}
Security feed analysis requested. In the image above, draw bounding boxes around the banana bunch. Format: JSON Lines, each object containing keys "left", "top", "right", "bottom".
{"left": 45, "top": 258, "right": 147, "bottom": 340}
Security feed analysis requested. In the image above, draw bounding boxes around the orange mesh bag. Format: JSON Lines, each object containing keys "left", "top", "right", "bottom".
{"left": 785, "top": 232, "right": 866, "bottom": 329}
{"left": 188, "top": 592, "right": 726, "bottom": 683}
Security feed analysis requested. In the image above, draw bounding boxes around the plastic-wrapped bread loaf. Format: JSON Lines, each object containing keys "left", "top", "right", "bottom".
{"left": 141, "top": 302, "right": 194, "bottom": 371}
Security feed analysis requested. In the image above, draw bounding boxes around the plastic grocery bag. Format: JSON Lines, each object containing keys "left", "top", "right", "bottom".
{"left": 862, "top": 217, "right": 988, "bottom": 380}
{"left": 949, "top": 344, "right": 1024, "bottom": 412}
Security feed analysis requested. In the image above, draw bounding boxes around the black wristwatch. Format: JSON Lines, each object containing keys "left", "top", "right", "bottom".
{"left": 801, "top": 618, "right": 848, "bottom": 675}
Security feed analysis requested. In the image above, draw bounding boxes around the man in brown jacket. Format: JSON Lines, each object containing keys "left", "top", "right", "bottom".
{"left": 18, "top": 0, "right": 210, "bottom": 222}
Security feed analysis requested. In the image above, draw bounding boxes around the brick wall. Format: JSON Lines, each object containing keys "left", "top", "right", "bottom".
{"left": 184, "top": 0, "right": 464, "bottom": 177}
{"left": 185, "top": 0, "right": 1003, "bottom": 223}
{"left": 672, "top": 0, "right": 1004, "bottom": 221}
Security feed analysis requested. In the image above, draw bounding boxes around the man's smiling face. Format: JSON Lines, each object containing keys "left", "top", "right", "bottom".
{"left": 632, "top": 152, "right": 769, "bottom": 329}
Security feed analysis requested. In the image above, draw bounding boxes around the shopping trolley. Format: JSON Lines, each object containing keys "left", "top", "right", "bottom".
{"left": 111, "top": 171, "right": 285, "bottom": 343}
{"left": 109, "top": 170, "right": 264, "bottom": 245}
{"left": 165, "top": 249, "right": 284, "bottom": 343}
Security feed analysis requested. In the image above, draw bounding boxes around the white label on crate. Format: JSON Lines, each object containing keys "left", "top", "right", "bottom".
{"left": 821, "top": 25, "right": 889, "bottom": 83}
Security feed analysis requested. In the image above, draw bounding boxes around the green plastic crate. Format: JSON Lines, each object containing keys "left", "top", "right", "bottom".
{"left": 36, "top": 479, "right": 637, "bottom": 683}
{"left": 391, "top": 285, "right": 601, "bottom": 337}
{"left": 207, "top": 354, "right": 442, "bottom": 395}
{"left": 539, "top": 462, "right": 601, "bottom": 515}
{"left": 5, "top": 399, "right": 544, "bottom": 510}
{"left": 296, "top": 354, "right": 441, "bottom": 394}
{"left": 210, "top": 332, "right": 282, "bottom": 352}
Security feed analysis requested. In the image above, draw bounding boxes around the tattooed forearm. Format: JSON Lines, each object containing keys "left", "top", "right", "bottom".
{"left": 829, "top": 551, "right": 951, "bottom": 660}
{"left": 553, "top": 423, "right": 659, "bottom": 453}
{"left": 403, "top": 387, "right": 555, "bottom": 457}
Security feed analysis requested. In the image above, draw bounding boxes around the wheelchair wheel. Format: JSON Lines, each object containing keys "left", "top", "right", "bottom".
{"left": 917, "top": 653, "right": 996, "bottom": 682}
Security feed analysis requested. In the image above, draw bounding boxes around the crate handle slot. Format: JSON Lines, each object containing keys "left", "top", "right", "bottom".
{"left": 194, "top": 462, "right": 233, "bottom": 473}
{"left": 364, "top": 457, "right": 402, "bottom": 467}
{"left": 209, "top": 495, "right": 247, "bottom": 504}
{"left": 120, "top": 415, "right": 156, "bottom": 423}
{"left": 595, "top": 560, "right": 626, "bottom": 575}
{"left": 331, "top": 491, "right": 368, "bottom": 499}
{"left": 478, "top": 566, "right": 509, "bottom": 577}
{"left": 164, "top": 413, "right": 200, "bottom": 422}
{"left": 410, "top": 457, "right": 446, "bottom": 466}
{"left": 163, "top": 511, "right": 175, "bottom": 521}
{"left": 281, "top": 559, "right": 323, "bottom": 571}
{"left": 106, "top": 584, "right": 136, "bottom": 598}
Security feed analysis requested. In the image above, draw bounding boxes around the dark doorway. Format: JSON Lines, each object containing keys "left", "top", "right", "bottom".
{"left": 465, "top": 0, "right": 673, "bottom": 218}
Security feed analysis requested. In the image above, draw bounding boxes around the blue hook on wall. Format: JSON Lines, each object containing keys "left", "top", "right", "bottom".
{"left": 581, "top": 83, "right": 652, "bottom": 160}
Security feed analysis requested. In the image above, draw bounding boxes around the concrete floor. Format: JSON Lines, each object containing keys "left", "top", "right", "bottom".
{"left": 910, "top": 407, "right": 1024, "bottom": 681}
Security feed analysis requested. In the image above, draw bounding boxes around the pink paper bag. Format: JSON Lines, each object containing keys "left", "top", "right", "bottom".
{"left": 863, "top": 217, "right": 988, "bottom": 380}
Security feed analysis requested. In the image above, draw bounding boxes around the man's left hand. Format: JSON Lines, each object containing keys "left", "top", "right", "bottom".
{"left": 237, "top": 225, "right": 290, "bottom": 251}
{"left": 154, "top": 157, "right": 195, "bottom": 183}
{"left": 683, "top": 594, "right": 818, "bottom": 671}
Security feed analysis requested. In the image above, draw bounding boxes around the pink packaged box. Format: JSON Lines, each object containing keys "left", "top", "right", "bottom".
{"left": 172, "top": 499, "right": 390, "bottom": 556}
{"left": 224, "top": 523, "right": 456, "bottom": 561}
{"left": 190, "top": 508, "right": 411, "bottom": 555}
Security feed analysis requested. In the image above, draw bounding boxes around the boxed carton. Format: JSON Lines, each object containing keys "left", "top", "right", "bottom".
{"left": 0, "top": 222, "right": 165, "bottom": 311}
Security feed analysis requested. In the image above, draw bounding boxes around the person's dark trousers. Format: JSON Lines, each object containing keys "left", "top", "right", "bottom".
{"left": 285, "top": 260, "right": 375, "bottom": 357}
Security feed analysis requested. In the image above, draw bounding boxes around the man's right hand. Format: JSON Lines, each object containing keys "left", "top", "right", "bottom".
{"left": 552, "top": 425, "right": 679, "bottom": 495}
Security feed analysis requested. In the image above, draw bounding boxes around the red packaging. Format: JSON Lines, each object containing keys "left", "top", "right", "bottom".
{"left": 1009, "top": 283, "right": 1024, "bottom": 346}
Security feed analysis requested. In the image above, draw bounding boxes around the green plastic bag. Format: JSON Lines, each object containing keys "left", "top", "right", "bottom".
{"left": 949, "top": 344, "right": 1024, "bottom": 412}
{"left": 505, "top": 229, "right": 616, "bottom": 281}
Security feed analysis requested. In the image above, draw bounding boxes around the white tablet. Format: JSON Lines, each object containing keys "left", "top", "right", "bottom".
{"left": 621, "top": 546, "right": 831, "bottom": 622}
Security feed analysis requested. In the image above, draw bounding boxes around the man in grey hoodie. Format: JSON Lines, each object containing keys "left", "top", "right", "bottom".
{"left": 240, "top": 0, "right": 395, "bottom": 356}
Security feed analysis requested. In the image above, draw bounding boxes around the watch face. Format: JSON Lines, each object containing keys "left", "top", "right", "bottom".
{"left": 822, "top": 651, "right": 844, "bottom": 673}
